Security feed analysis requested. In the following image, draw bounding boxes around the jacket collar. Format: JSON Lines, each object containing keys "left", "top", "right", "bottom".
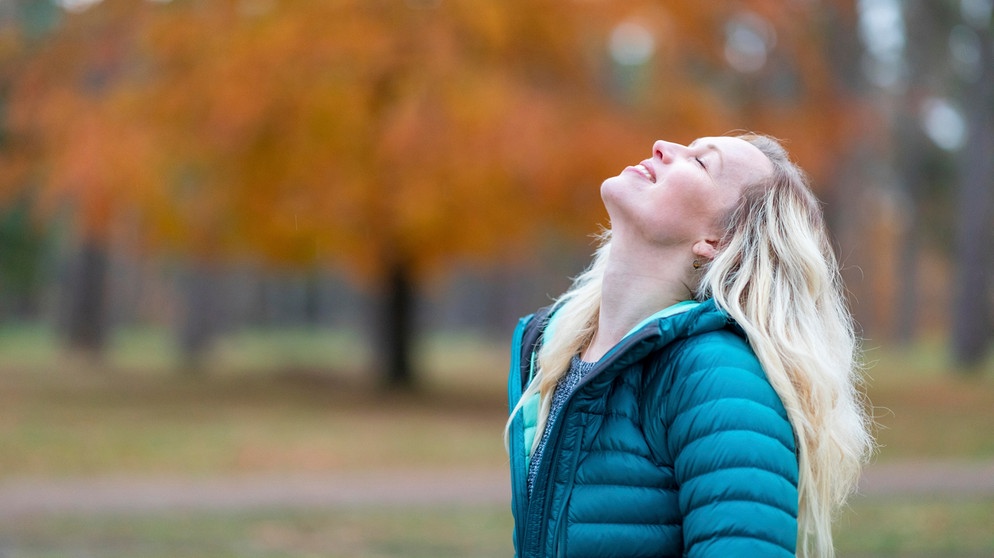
{"left": 522, "top": 298, "right": 734, "bottom": 389}
{"left": 542, "top": 299, "right": 700, "bottom": 351}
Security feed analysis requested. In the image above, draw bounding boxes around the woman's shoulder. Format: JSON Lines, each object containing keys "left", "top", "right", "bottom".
{"left": 667, "top": 329, "right": 792, "bottom": 427}
{"left": 644, "top": 327, "right": 780, "bottom": 415}
{"left": 677, "top": 326, "right": 760, "bottom": 371}
{"left": 639, "top": 324, "right": 796, "bottom": 469}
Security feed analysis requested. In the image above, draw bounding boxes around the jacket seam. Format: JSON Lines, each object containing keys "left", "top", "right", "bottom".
{"left": 680, "top": 464, "right": 800, "bottom": 493}
{"left": 685, "top": 532, "right": 795, "bottom": 554}
{"left": 674, "top": 427, "right": 797, "bottom": 459}
{"left": 568, "top": 520, "right": 682, "bottom": 528}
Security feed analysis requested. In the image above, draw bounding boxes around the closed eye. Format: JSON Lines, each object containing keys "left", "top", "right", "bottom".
{"left": 695, "top": 157, "right": 706, "bottom": 169}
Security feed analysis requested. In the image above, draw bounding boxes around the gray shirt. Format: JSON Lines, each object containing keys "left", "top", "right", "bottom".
{"left": 526, "top": 354, "right": 598, "bottom": 496}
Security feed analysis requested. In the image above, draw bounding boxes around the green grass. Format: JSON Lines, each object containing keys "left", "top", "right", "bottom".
{"left": 1, "top": 498, "right": 992, "bottom": 557}
{"left": 3, "top": 325, "right": 992, "bottom": 478}
{"left": 0, "top": 324, "right": 511, "bottom": 477}
{"left": 836, "top": 497, "right": 994, "bottom": 557}
{"left": 862, "top": 341, "right": 994, "bottom": 460}
{"left": 0, "top": 506, "right": 515, "bottom": 558}
{"left": 0, "top": 370, "right": 509, "bottom": 477}
{"left": 0, "top": 323, "right": 372, "bottom": 376}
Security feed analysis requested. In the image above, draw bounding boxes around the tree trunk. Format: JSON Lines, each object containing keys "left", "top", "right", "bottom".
{"left": 303, "top": 270, "right": 322, "bottom": 326}
{"left": 378, "top": 259, "right": 415, "bottom": 389}
{"left": 893, "top": 112, "right": 928, "bottom": 345}
{"left": 951, "top": 28, "right": 994, "bottom": 370}
{"left": 64, "top": 240, "right": 109, "bottom": 355}
{"left": 178, "top": 264, "right": 220, "bottom": 373}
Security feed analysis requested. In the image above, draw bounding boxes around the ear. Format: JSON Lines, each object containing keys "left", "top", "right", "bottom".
{"left": 692, "top": 238, "right": 720, "bottom": 260}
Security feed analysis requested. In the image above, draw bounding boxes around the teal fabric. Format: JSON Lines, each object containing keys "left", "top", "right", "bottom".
{"left": 520, "top": 301, "right": 701, "bottom": 467}
{"left": 506, "top": 299, "right": 799, "bottom": 558}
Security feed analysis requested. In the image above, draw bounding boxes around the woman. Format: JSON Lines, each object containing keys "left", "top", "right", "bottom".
{"left": 505, "top": 133, "right": 872, "bottom": 558}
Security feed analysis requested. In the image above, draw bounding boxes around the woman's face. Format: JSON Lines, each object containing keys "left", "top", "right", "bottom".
{"left": 601, "top": 136, "right": 772, "bottom": 252}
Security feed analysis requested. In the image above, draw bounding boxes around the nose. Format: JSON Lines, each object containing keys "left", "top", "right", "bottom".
{"left": 653, "top": 140, "right": 686, "bottom": 163}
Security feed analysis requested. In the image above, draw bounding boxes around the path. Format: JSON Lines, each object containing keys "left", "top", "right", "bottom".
{"left": 1, "top": 460, "right": 992, "bottom": 518}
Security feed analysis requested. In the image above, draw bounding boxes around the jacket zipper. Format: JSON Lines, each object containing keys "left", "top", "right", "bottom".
{"left": 551, "top": 410, "right": 585, "bottom": 557}
{"left": 526, "top": 408, "right": 569, "bottom": 557}
{"left": 522, "top": 327, "right": 661, "bottom": 557}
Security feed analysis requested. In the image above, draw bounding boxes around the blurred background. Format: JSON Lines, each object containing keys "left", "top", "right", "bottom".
{"left": 0, "top": 0, "right": 991, "bottom": 556}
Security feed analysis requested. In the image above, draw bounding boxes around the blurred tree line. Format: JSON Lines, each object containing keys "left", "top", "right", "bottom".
{"left": 0, "top": 0, "right": 990, "bottom": 387}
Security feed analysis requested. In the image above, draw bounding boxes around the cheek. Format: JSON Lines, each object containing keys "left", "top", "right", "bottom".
{"left": 665, "top": 185, "right": 712, "bottom": 219}
{"left": 654, "top": 185, "right": 727, "bottom": 237}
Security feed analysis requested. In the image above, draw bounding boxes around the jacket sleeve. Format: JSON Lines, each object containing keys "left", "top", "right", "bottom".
{"left": 663, "top": 331, "right": 799, "bottom": 558}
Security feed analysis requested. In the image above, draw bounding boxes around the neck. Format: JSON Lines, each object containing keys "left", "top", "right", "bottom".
{"left": 582, "top": 239, "right": 696, "bottom": 362}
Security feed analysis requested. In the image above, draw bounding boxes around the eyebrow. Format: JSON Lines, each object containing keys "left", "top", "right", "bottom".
{"left": 689, "top": 139, "right": 722, "bottom": 155}
{"left": 689, "top": 140, "right": 724, "bottom": 175}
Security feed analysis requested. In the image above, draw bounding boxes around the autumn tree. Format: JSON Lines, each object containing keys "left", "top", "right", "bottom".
{"left": 2, "top": 0, "right": 874, "bottom": 385}
{"left": 1, "top": 1, "right": 160, "bottom": 353}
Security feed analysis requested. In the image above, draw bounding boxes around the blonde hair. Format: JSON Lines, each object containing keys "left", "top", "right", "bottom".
{"left": 506, "top": 133, "right": 872, "bottom": 558}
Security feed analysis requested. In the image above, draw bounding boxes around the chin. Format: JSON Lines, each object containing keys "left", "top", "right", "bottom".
{"left": 600, "top": 175, "right": 633, "bottom": 206}
{"left": 600, "top": 179, "right": 617, "bottom": 208}
{"left": 601, "top": 175, "right": 629, "bottom": 197}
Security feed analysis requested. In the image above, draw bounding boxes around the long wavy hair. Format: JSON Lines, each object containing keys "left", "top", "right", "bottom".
{"left": 506, "top": 133, "right": 873, "bottom": 558}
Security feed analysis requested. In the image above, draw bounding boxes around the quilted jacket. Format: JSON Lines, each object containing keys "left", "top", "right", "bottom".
{"left": 507, "top": 299, "right": 799, "bottom": 558}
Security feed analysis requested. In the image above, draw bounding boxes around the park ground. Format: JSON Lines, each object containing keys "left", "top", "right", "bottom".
{"left": 0, "top": 328, "right": 993, "bottom": 557}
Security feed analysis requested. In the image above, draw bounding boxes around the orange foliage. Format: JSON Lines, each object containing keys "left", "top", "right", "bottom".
{"left": 0, "top": 0, "right": 869, "bottom": 277}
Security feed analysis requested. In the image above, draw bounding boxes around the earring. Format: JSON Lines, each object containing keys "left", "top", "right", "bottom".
{"left": 693, "top": 259, "right": 702, "bottom": 270}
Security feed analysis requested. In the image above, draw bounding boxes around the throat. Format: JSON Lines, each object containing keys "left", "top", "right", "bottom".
{"left": 587, "top": 263, "right": 693, "bottom": 361}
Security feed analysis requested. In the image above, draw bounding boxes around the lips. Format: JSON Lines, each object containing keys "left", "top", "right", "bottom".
{"left": 633, "top": 160, "right": 656, "bottom": 183}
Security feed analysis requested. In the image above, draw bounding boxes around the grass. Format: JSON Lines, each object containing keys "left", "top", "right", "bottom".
{"left": 0, "top": 369, "right": 510, "bottom": 477}
{"left": 0, "top": 325, "right": 511, "bottom": 478}
{"left": 0, "top": 323, "right": 372, "bottom": 376}
{"left": 836, "top": 497, "right": 994, "bottom": 557}
{"left": 1, "top": 325, "right": 993, "bottom": 556}
{"left": 0, "top": 506, "right": 515, "bottom": 558}
{"left": 1, "top": 499, "right": 993, "bottom": 557}
{"left": 862, "top": 341, "right": 994, "bottom": 460}
{"left": 2, "top": 326, "right": 992, "bottom": 478}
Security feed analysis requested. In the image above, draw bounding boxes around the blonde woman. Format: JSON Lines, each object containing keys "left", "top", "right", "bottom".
{"left": 505, "top": 133, "right": 872, "bottom": 557}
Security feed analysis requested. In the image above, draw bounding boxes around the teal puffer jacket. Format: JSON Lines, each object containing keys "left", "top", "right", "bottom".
{"left": 507, "top": 299, "right": 799, "bottom": 558}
